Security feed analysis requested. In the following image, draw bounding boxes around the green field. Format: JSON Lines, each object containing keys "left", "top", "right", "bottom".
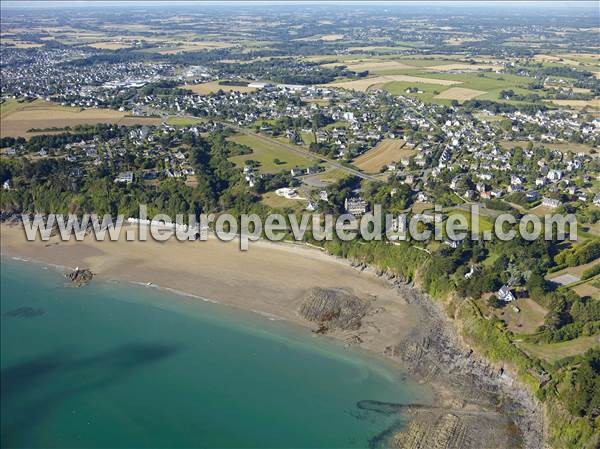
{"left": 227, "top": 134, "right": 314, "bottom": 173}
{"left": 378, "top": 81, "right": 453, "bottom": 104}
{"left": 445, "top": 208, "right": 495, "bottom": 233}
{"left": 378, "top": 68, "right": 536, "bottom": 105}
{"left": 166, "top": 116, "right": 205, "bottom": 127}
{"left": 518, "top": 336, "right": 600, "bottom": 363}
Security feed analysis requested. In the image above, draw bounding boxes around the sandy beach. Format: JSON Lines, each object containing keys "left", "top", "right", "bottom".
{"left": 0, "top": 223, "right": 544, "bottom": 449}
{"left": 0, "top": 223, "right": 418, "bottom": 353}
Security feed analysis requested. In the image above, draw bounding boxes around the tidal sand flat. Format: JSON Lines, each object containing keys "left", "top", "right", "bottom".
{"left": 1, "top": 259, "right": 430, "bottom": 448}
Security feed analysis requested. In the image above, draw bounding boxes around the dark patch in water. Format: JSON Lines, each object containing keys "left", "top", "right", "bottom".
{"left": 4, "top": 307, "right": 45, "bottom": 318}
{"left": 368, "top": 418, "right": 404, "bottom": 449}
{"left": 357, "top": 399, "right": 432, "bottom": 415}
{"left": 1, "top": 342, "right": 181, "bottom": 448}
{"left": 357, "top": 399, "right": 406, "bottom": 416}
{"left": 358, "top": 400, "right": 432, "bottom": 449}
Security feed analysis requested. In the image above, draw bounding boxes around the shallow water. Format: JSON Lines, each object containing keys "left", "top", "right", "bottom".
{"left": 1, "top": 258, "right": 430, "bottom": 448}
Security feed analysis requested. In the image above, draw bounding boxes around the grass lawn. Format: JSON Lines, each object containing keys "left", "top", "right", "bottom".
{"left": 518, "top": 335, "right": 600, "bottom": 363}
{"left": 301, "top": 131, "right": 315, "bottom": 146}
{"left": 312, "top": 168, "right": 350, "bottom": 184}
{"left": 261, "top": 192, "right": 306, "bottom": 212}
{"left": 379, "top": 81, "right": 453, "bottom": 104}
{"left": 411, "top": 202, "right": 434, "bottom": 214}
{"left": 227, "top": 134, "right": 313, "bottom": 174}
{"left": 487, "top": 298, "right": 548, "bottom": 335}
{"left": 500, "top": 139, "right": 597, "bottom": 155}
{"left": 445, "top": 208, "right": 495, "bottom": 233}
{"left": 571, "top": 276, "right": 600, "bottom": 299}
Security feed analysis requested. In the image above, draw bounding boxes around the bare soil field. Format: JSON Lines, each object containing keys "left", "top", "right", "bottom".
{"left": 546, "top": 260, "right": 600, "bottom": 284}
{"left": 181, "top": 82, "right": 257, "bottom": 95}
{"left": 434, "top": 87, "right": 487, "bottom": 100}
{"left": 294, "top": 34, "right": 345, "bottom": 42}
{"left": 1, "top": 39, "right": 44, "bottom": 48}
{"left": 320, "top": 34, "right": 345, "bottom": 41}
{"left": 546, "top": 99, "right": 600, "bottom": 109}
{"left": 353, "top": 139, "right": 415, "bottom": 173}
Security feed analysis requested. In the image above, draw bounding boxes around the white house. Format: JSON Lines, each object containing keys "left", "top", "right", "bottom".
{"left": 496, "top": 285, "right": 515, "bottom": 302}
{"left": 344, "top": 197, "right": 368, "bottom": 216}
{"left": 114, "top": 171, "right": 133, "bottom": 184}
{"left": 542, "top": 197, "right": 561, "bottom": 208}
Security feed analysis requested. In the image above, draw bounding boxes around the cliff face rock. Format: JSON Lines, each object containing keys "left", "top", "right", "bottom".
{"left": 299, "top": 287, "right": 370, "bottom": 330}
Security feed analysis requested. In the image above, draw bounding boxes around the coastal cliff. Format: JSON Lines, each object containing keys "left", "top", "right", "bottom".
{"left": 301, "top": 256, "right": 546, "bottom": 449}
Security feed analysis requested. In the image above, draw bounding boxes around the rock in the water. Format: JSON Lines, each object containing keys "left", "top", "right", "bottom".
{"left": 66, "top": 267, "right": 94, "bottom": 286}
{"left": 299, "top": 287, "right": 370, "bottom": 330}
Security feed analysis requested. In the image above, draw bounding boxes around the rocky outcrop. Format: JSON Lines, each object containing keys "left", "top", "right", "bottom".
{"left": 299, "top": 287, "right": 370, "bottom": 331}
{"left": 66, "top": 267, "right": 94, "bottom": 286}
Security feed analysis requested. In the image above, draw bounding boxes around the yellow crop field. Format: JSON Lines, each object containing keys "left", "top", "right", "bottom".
{"left": 434, "top": 87, "right": 487, "bottom": 100}
{"left": 325, "top": 75, "right": 461, "bottom": 91}
{"left": 320, "top": 34, "right": 345, "bottom": 41}
{"left": 154, "top": 41, "right": 233, "bottom": 54}
{"left": 547, "top": 99, "right": 600, "bottom": 109}
{"left": 353, "top": 139, "right": 415, "bottom": 173}
{"left": 181, "top": 82, "right": 257, "bottom": 95}
{"left": 345, "top": 60, "right": 414, "bottom": 73}
{"left": 0, "top": 100, "right": 160, "bottom": 138}
{"left": 430, "top": 63, "right": 502, "bottom": 72}
{"left": 88, "top": 41, "right": 133, "bottom": 50}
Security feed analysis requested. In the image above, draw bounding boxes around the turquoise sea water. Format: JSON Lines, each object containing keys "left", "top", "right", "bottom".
{"left": 1, "top": 258, "right": 430, "bottom": 448}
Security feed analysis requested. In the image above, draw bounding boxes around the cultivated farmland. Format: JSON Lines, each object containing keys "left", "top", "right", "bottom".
{"left": 434, "top": 87, "right": 487, "bottom": 101}
{"left": 0, "top": 99, "right": 160, "bottom": 138}
{"left": 181, "top": 82, "right": 257, "bottom": 95}
{"left": 353, "top": 138, "right": 414, "bottom": 173}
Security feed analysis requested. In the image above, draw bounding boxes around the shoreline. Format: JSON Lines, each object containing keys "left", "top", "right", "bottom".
{"left": 0, "top": 223, "right": 544, "bottom": 449}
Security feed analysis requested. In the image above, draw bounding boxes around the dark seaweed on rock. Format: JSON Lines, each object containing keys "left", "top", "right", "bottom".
{"left": 4, "top": 307, "right": 45, "bottom": 318}
{"left": 299, "top": 287, "right": 370, "bottom": 330}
